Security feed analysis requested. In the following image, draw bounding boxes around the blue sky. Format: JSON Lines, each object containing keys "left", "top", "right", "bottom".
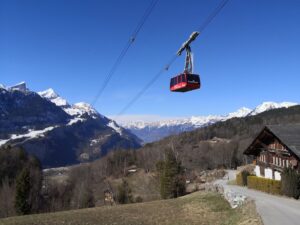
{"left": 1, "top": 0, "right": 300, "bottom": 120}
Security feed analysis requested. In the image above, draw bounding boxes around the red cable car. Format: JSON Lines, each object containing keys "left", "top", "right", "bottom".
{"left": 170, "top": 31, "right": 201, "bottom": 92}
{"left": 170, "top": 73, "right": 200, "bottom": 92}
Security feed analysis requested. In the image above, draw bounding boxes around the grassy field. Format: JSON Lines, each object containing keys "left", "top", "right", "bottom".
{"left": 0, "top": 192, "right": 262, "bottom": 225}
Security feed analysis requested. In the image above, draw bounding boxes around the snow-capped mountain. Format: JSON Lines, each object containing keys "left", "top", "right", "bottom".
{"left": 119, "top": 102, "right": 298, "bottom": 143}
{"left": 38, "top": 88, "right": 69, "bottom": 107}
{"left": 0, "top": 82, "right": 141, "bottom": 167}
{"left": 248, "top": 102, "right": 297, "bottom": 116}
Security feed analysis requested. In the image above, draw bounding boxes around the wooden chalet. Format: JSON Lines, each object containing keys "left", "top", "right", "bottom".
{"left": 244, "top": 124, "right": 300, "bottom": 180}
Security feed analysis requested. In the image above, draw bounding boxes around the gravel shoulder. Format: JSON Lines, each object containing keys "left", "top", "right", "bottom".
{"left": 217, "top": 170, "right": 300, "bottom": 225}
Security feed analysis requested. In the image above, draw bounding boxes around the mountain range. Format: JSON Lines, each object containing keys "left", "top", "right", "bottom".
{"left": 0, "top": 82, "right": 141, "bottom": 167}
{"left": 119, "top": 102, "right": 298, "bottom": 143}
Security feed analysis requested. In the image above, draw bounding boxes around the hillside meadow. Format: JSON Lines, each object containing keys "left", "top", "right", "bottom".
{"left": 0, "top": 192, "right": 262, "bottom": 225}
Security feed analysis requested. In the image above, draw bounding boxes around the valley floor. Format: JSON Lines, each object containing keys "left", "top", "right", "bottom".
{"left": 0, "top": 192, "right": 262, "bottom": 225}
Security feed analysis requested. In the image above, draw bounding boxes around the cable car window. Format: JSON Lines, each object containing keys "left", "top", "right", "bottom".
{"left": 182, "top": 74, "right": 186, "bottom": 82}
{"left": 178, "top": 76, "right": 182, "bottom": 83}
{"left": 187, "top": 75, "right": 200, "bottom": 83}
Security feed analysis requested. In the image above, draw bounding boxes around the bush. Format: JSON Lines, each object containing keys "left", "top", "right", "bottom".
{"left": 281, "top": 168, "right": 300, "bottom": 199}
{"left": 236, "top": 171, "right": 249, "bottom": 186}
{"left": 241, "top": 170, "right": 250, "bottom": 186}
{"left": 135, "top": 196, "right": 143, "bottom": 203}
{"left": 236, "top": 173, "right": 243, "bottom": 186}
{"left": 247, "top": 176, "right": 281, "bottom": 195}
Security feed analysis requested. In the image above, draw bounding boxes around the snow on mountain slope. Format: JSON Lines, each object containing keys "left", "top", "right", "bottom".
{"left": 65, "top": 102, "right": 100, "bottom": 118}
{"left": 249, "top": 102, "right": 297, "bottom": 115}
{"left": 119, "top": 102, "right": 298, "bottom": 143}
{"left": 38, "top": 89, "right": 103, "bottom": 122}
{"left": 107, "top": 121, "right": 123, "bottom": 135}
{"left": 38, "top": 88, "right": 69, "bottom": 107}
{"left": 120, "top": 107, "right": 251, "bottom": 130}
{"left": 0, "top": 82, "right": 141, "bottom": 167}
{"left": 0, "top": 126, "right": 58, "bottom": 146}
{"left": 9, "top": 81, "right": 27, "bottom": 92}
{"left": 227, "top": 107, "right": 252, "bottom": 119}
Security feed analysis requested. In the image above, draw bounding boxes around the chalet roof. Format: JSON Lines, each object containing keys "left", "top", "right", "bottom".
{"left": 267, "top": 124, "right": 300, "bottom": 158}
{"left": 244, "top": 124, "right": 300, "bottom": 159}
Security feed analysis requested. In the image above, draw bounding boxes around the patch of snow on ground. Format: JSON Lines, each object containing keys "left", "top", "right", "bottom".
{"left": 64, "top": 102, "right": 101, "bottom": 119}
{"left": 90, "top": 139, "right": 100, "bottom": 146}
{"left": 0, "top": 139, "right": 9, "bottom": 146}
{"left": 10, "top": 127, "right": 57, "bottom": 139}
{"left": 107, "top": 121, "right": 122, "bottom": 135}
{"left": 67, "top": 117, "right": 85, "bottom": 125}
{"left": 0, "top": 126, "right": 58, "bottom": 147}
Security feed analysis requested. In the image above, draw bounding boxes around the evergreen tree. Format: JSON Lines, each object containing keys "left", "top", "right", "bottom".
{"left": 117, "top": 179, "right": 133, "bottom": 204}
{"left": 15, "top": 168, "right": 31, "bottom": 215}
{"left": 158, "top": 149, "right": 186, "bottom": 199}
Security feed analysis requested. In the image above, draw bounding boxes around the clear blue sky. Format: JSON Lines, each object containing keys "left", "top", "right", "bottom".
{"left": 1, "top": 0, "right": 299, "bottom": 119}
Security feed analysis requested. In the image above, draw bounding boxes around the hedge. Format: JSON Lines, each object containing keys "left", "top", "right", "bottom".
{"left": 247, "top": 176, "right": 281, "bottom": 195}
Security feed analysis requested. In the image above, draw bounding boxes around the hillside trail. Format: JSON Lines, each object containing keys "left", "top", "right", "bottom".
{"left": 215, "top": 170, "right": 300, "bottom": 225}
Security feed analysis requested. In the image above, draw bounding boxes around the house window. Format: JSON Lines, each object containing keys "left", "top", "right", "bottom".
{"left": 279, "top": 158, "right": 281, "bottom": 167}
{"left": 272, "top": 156, "right": 275, "bottom": 164}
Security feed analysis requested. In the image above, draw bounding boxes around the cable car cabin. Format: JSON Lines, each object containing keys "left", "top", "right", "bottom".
{"left": 170, "top": 73, "right": 200, "bottom": 92}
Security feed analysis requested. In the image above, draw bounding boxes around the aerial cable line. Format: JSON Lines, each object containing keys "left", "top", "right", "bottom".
{"left": 116, "top": 0, "right": 230, "bottom": 116}
{"left": 117, "top": 55, "right": 177, "bottom": 116}
{"left": 91, "top": 0, "right": 159, "bottom": 107}
{"left": 196, "top": 0, "right": 229, "bottom": 32}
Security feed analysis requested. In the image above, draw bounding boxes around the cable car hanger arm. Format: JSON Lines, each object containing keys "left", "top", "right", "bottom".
{"left": 176, "top": 31, "right": 199, "bottom": 56}
{"left": 176, "top": 31, "right": 199, "bottom": 74}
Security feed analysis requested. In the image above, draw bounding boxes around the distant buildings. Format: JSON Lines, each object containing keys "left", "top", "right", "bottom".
{"left": 244, "top": 125, "right": 300, "bottom": 180}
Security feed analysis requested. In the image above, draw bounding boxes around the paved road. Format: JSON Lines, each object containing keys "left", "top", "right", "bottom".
{"left": 217, "top": 170, "right": 300, "bottom": 225}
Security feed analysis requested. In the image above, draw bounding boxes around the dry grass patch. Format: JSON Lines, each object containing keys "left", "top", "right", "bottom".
{"left": 0, "top": 192, "right": 262, "bottom": 225}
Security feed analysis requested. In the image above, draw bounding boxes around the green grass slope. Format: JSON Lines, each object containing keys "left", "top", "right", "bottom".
{"left": 0, "top": 192, "right": 262, "bottom": 225}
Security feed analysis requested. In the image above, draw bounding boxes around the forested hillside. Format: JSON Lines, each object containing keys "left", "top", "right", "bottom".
{"left": 134, "top": 105, "right": 300, "bottom": 171}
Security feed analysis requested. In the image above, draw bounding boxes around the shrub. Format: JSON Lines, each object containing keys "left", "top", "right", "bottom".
{"left": 247, "top": 176, "right": 281, "bottom": 195}
{"left": 236, "top": 173, "right": 243, "bottom": 186}
{"left": 236, "top": 171, "right": 249, "bottom": 186}
{"left": 281, "top": 168, "right": 300, "bottom": 199}
{"left": 241, "top": 170, "right": 250, "bottom": 186}
{"left": 135, "top": 196, "right": 143, "bottom": 203}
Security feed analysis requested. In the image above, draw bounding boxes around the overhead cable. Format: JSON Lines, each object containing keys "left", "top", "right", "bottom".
{"left": 91, "top": 0, "right": 159, "bottom": 107}
{"left": 116, "top": 0, "right": 230, "bottom": 116}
